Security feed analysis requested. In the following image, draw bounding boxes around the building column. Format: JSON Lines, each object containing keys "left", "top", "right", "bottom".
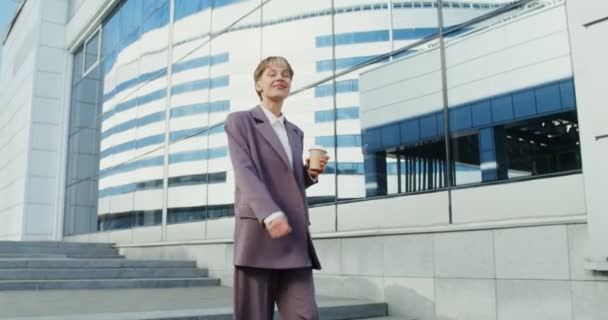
{"left": 478, "top": 127, "right": 508, "bottom": 182}
{"left": 566, "top": 0, "right": 608, "bottom": 268}
{"left": 364, "top": 151, "right": 387, "bottom": 197}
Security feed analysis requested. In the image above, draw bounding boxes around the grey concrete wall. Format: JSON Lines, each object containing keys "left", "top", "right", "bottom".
{"left": 112, "top": 222, "right": 606, "bottom": 320}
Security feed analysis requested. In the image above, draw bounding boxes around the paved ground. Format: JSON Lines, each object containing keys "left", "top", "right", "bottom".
{"left": 0, "top": 286, "right": 393, "bottom": 320}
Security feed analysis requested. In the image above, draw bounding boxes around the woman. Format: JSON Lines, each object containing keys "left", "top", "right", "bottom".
{"left": 224, "top": 56, "right": 329, "bottom": 320}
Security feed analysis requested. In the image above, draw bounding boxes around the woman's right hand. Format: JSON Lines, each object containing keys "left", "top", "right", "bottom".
{"left": 267, "top": 216, "right": 292, "bottom": 239}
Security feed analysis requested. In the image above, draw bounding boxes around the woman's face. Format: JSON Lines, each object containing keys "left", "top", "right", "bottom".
{"left": 256, "top": 61, "right": 292, "bottom": 102}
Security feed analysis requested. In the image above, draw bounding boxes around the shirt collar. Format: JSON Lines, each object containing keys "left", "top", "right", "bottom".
{"left": 260, "top": 104, "right": 285, "bottom": 126}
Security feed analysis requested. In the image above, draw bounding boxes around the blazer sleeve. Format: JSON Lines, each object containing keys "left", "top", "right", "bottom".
{"left": 303, "top": 165, "right": 318, "bottom": 189}
{"left": 224, "top": 113, "right": 281, "bottom": 224}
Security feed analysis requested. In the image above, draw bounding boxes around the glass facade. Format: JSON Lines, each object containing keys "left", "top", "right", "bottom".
{"left": 64, "top": 0, "right": 580, "bottom": 235}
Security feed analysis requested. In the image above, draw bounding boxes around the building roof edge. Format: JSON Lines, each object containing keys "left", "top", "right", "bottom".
{"left": 2, "top": 0, "right": 27, "bottom": 45}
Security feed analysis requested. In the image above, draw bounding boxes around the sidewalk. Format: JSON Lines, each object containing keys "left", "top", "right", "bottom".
{"left": 0, "top": 286, "right": 390, "bottom": 320}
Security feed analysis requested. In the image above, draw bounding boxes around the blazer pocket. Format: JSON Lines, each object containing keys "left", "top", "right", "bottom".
{"left": 235, "top": 204, "right": 257, "bottom": 220}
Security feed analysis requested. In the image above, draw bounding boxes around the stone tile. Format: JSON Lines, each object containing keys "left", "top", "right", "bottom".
{"left": 571, "top": 281, "right": 608, "bottom": 320}
{"left": 42, "top": 0, "right": 68, "bottom": 24}
{"left": 494, "top": 225, "right": 570, "bottom": 280}
{"left": 312, "top": 238, "right": 341, "bottom": 274}
{"left": 384, "top": 234, "right": 434, "bottom": 277}
{"left": 314, "top": 275, "right": 385, "bottom": 301}
{"left": 567, "top": 224, "right": 608, "bottom": 281}
{"left": 496, "top": 280, "right": 572, "bottom": 320}
{"left": 31, "top": 123, "right": 59, "bottom": 151}
{"left": 452, "top": 175, "right": 585, "bottom": 223}
{"left": 205, "top": 217, "right": 234, "bottom": 240}
{"left": 166, "top": 221, "right": 206, "bottom": 242}
{"left": 188, "top": 244, "right": 229, "bottom": 271}
{"left": 29, "top": 150, "right": 58, "bottom": 178}
{"left": 108, "top": 229, "right": 133, "bottom": 245}
{"left": 132, "top": 226, "right": 162, "bottom": 243}
{"left": 337, "top": 192, "right": 449, "bottom": 231}
{"left": 383, "top": 277, "right": 435, "bottom": 320}
{"left": 27, "top": 176, "right": 56, "bottom": 205}
{"left": 341, "top": 237, "right": 383, "bottom": 276}
{"left": 24, "top": 204, "right": 54, "bottom": 235}
{"left": 309, "top": 204, "right": 336, "bottom": 234}
{"left": 35, "top": 71, "right": 63, "bottom": 98}
{"left": 39, "top": 22, "right": 65, "bottom": 48}
{"left": 87, "top": 231, "right": 110, "bottom": 243}
{"left": 32, "top": 97, "right": 61, "bottom": 124}
{"left": 434, "top": 230, "right": 495, "bottom": 278}
{"left": 435, "top": 278, "right": 496, "bottom": 320}
{"left": 37, "top": 46, "right": 66, "bottom": 73}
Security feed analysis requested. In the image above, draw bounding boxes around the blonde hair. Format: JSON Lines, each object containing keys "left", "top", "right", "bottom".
{"left": 253, "top": 56, "right": 294, "bottom": 100}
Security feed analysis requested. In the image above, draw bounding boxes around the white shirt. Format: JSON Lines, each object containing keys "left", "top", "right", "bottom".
{"left": 259, "top": 104, "right": 319, "bottom": 229}
{"left": 260, "top": 105, "right": 293, "bottom": 169}
{"left": 260, "top": 104, "right": 291, "bottom": 228}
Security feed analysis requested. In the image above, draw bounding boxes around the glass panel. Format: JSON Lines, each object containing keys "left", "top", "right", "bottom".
{"left": 442, "top": 0, "right": 579, "bottom": 186}
{"left": 357, "top": 0, "right": 446, "bottom": 197}
{"left": 64, "top": 62, "right": 103, "bottom": 235}
{"left": 169, "top": 3, "right": 214, "bottom": 225}
{"left": 129, "top": 0, "right": 167, "bottom": 228}
{"left": 66, "top": 0, "right": 170, "bottom": 234}
{"left": 262, "top": 0, "right": 336, "bottom": 206}
{"left": 84, "top": 30, "right": 100, "bottom": 71}
{"left": 72, "top": 46, "right": 84, "bottom": 84}
{"left": 166, "top": 0, "right": 215, "bottom": 226}
{"left": 332, "top": 0, "right": 390, "bottom": 202}
{"left": 205, "top": 0, "right": 261, "bottom": 220}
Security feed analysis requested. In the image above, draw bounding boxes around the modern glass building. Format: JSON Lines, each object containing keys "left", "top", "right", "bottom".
{"left": 1, "top": 0, "right": 607, "bottom": 318}
{"left": 63, "top": 0, "right": 530, "bottom": 234}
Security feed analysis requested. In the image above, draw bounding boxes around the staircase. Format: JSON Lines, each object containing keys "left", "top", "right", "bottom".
{"left": 0, "top": 241, "right": 398, "bottom": 319}
{"left": 0, "top": 241, "right": 218, "bottom": 290}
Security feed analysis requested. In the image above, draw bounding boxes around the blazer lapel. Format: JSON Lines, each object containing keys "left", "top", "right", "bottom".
{"left": 251, "top": 106, "right": 292, "bottom": 170}
{"left": 285, "top": 119, "right": 304, "bottom": 185}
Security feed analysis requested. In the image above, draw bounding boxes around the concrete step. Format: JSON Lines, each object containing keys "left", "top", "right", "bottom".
{"left": 0, "top": 247, "right": 119, "bottom": 255}
{"left": 0, "top": 253, "right": 68, "bottom": 259}
{"left": 0, "top": 287, "right": 387, "bottom": 319}
{"left": 0, "top": 241, "right": 119, "bottom": 257}
{"left": 0, "top": 277, "right": 221, "bottom": 290}
{"left": 359, "top": 317, "right": 413, "bottom": 320}
{"left": 0, "top": 241, "right": 114, "bottom": 248}
{"left": 11, "top": 302, "right": 388, "bottom": 319}
{"left": 0, "top": 258, "right": 196, "bottom": 269}
{"left": 0, "top": 267, "right": 208, "bottom": 280}
{"left": 0, "top": 253, "right": 123, "bottom": 259}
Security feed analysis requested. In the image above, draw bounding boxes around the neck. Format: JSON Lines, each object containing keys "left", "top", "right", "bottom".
{"left": 260, "top": 98, "right": 283, "bottom": 117}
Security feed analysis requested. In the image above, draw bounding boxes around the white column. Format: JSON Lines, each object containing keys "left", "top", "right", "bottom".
{"left": 565, "top": 0, "right": 608, "bottom": 267}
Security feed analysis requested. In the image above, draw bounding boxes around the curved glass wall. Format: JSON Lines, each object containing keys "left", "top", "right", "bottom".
{"left": 64, "top": 0, "right": 580, "bottom": 235}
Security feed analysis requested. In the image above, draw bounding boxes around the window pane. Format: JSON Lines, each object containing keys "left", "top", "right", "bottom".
{"left": 444, "top": 1, "right": 580, "bottom": 185}
{"left": 84, "top": 31, "right": 100, "bottom": 71}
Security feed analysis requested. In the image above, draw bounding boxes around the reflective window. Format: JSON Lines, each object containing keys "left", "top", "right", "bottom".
{"left": 84, "top": 30, "right": 100, "bottom": 72}
{"left": 315, "top": 79, "right": 359, "bottom": 97}
{"left": 65, "top": 0, "right": 582, "bottom": 235}
{"left": 315, "top": 107, "right": 360, "bottom": 122}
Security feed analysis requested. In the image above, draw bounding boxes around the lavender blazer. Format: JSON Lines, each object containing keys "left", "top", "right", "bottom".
{"left": 224, "top": 105, "right": 321, "bottom": 270}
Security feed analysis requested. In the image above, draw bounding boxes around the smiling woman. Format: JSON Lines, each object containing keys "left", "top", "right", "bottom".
{"left": 225, "top": 55, "right": 329, "bottom": 320}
